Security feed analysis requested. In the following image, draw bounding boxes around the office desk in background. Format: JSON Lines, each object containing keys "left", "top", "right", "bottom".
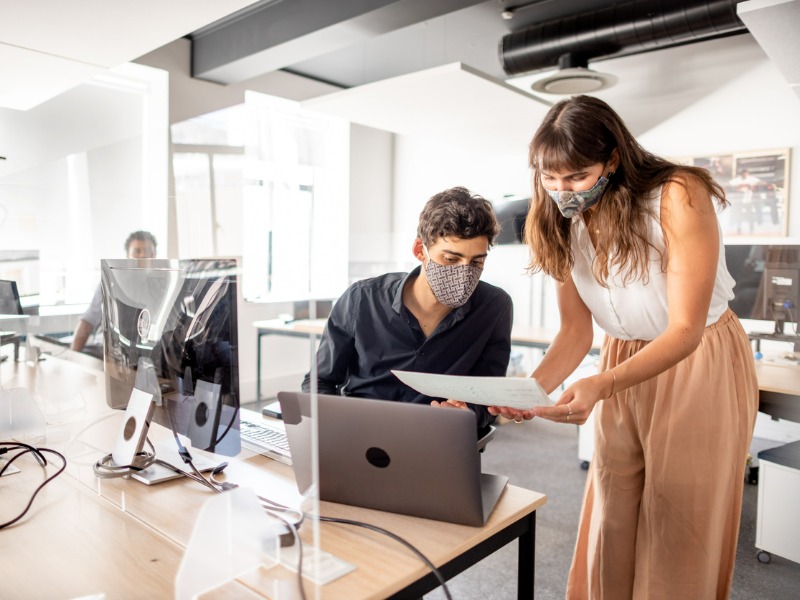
{"left": 253, "top": 318, "right": 604, "bottom": 401}
{"left": 254, "top": 319, "right": 800, "bottom": 424}
{"left": 254, "top": 318, "right": 328, "bottom": 401}
{"left": 756, "top": 361, "right": 800, "bottom": 423}
{"left": 3, "top": 352, "right": 547, "bottom": 599}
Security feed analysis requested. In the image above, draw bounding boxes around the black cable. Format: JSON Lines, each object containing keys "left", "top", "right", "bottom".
{"left": 152, "top": 457, "right": 221, "bottom": 493}
{"left": 0, "top": 442, "right": 47, "bottom": 472}
{"left": 316, "top": 515, "right": 453, "bottom": 600}
{"left": 0, "top": 442, "right": 67, "bottom": 529}
{"left": 161, "top": 397, "right": 223, "bottom": 494}
{"left": 264, "top": 508, "right": 306, "bottom": 600}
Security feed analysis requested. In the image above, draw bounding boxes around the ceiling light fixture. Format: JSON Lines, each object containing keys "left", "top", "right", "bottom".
{"left": 530, "top": 53, "right": 617, "bottom": 95}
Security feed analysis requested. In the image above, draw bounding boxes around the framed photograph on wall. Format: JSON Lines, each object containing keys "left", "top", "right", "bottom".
{"left": 677, "top": 149, "right": 791, "bottom": 238}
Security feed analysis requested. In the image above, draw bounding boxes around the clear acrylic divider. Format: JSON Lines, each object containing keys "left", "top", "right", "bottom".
{"left": 0, "top": 387, "right": 46, "bottom": 443}
{"left": 175, "top": 486, "right": 281, "bottom": 599}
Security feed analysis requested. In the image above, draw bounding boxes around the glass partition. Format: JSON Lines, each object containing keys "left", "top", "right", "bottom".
{"left": 0, "top": 63, "right": 340, "bottom": 597}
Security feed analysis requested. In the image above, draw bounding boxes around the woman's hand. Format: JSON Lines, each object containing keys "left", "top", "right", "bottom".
{"left": 531, "top": 371, "right": 612, "bottom": 425}
{"left": 486, "top": 370, "right": 609, "bottom": 425}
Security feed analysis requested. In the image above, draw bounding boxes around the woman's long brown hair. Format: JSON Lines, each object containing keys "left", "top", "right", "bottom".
{"left": 524, "top": 95, "right": 727, "bottom": 286}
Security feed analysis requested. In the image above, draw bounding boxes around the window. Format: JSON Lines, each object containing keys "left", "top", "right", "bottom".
{"left": 171, "top": 92, "right": 349, "bottom": 302}
{"left": 0, "top": 63, "right": 168, "bottom": 309}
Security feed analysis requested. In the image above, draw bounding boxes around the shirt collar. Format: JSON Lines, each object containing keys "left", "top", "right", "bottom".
{"left": 392, "top": 266, "right": 420, "bottom": 314}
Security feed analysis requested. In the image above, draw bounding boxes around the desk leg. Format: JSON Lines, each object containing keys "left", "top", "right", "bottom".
{"left": 518, "top": 511, "right": 535, "bottom": 599}
{"left": 256, "top": 331, "right": 264, "bottom": 401}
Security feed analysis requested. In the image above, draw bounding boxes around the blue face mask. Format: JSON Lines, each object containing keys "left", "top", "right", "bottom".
{"left": 544, "top": 175, "right": 610, "bottom": 218}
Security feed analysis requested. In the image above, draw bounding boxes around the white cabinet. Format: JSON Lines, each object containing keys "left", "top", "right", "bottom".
{"left": 756, "top": 441, "right": 800, "bottom": 564}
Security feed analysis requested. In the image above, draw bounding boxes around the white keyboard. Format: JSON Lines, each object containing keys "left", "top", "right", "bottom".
{"left": 240, "top": 412, "right": 292, "bottom": 465}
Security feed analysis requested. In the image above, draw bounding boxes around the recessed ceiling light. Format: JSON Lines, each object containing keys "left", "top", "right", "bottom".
{"left": 531, "top": 67, "right": 618, "bottom": 94}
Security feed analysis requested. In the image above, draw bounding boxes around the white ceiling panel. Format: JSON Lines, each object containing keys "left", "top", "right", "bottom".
{"left": 0, "top": 44, "right": 104, "bottom": 111}
{"left": 738, "top": 0, "right": 800, "bottom": 86}
{"left": 303, "top": 62, "right": 553, "bottom": 156}
{"left": 0, "top": 0, "right": 260, "bottom": 110}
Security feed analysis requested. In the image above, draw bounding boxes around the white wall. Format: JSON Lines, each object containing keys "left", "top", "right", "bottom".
{"left": 391, "top": 134, "right": 535, "bottom": 311}
{"left": 348, "top": 124, "right": 396, "bottom": 281}
{"left": 639, "top": 60, "right": 800, "bottom": 239}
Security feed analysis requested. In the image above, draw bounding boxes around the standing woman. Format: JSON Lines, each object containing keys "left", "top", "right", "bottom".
{"left": 493, "top": 95, "right": 758, "bottom": 599}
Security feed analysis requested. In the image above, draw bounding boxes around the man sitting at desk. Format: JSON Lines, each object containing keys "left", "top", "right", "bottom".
{"left": 301, "top": 186, "right": 513, "bottom": 433}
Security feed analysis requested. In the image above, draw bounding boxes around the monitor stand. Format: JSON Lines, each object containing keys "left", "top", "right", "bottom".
{"left": 749, "top": 331, "right": 800, "bottom": 354}
{"left": 130, "top": 440, "right": 218, "bottom": 485}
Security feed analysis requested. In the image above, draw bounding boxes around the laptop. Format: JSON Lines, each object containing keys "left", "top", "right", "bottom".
{"left": 277, "top": 391, "right": 508, "bottom": 527}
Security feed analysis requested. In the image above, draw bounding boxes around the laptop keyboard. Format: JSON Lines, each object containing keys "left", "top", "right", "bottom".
{"left": 240, "top": 418, "right": 292, "bottom": 465}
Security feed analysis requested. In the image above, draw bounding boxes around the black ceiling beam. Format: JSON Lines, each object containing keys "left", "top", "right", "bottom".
{"left": 501, "top": 0, "right": 748, "bottom": 76}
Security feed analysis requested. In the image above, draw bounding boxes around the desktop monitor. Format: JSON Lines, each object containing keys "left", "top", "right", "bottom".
{"left": 724, "top": 244, "right": 800, "bottom": 334}
{"left": 100, "top": 258, "right": 240, "bottom": 456}
{"left": 492, "top": 198, "right": 529, "bottom": 245}
{"left": 0, "top": 250, "right": 39, "bottom": 315}
{"left": 0, "top": 280, "right": 23, "bottom": 316}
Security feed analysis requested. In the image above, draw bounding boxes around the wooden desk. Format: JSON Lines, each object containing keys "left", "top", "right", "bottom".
{"left": 755, "top": 361, "right": 800, "bottom": 423}
{"left": 2, "top": 354, "right": 547, "bottom": 599}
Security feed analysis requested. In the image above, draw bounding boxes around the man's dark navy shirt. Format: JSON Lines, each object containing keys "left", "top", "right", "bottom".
{"left": 301, "top": 266, "right": 513, "bottom": 429}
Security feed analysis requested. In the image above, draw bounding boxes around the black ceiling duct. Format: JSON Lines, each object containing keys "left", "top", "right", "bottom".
{"left": 501, "top": 0, "right": 748, "bottom": 76}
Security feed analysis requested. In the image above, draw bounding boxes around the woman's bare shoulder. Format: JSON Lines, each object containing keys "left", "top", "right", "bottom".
{"left": 661, "top": 170, "right": 715, "bottom": 214}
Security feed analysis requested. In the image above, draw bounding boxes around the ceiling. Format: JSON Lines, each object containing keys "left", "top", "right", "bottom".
{"left": 0, "top": 0, "right": 261, "bottom": 111}
{"left": 1, "top": 0, "right": 797, "bottom": 143}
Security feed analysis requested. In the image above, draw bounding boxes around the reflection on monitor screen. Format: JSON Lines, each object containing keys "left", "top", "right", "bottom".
{"left": 724, "top": 244, "right": 799, "bottom": 334}
{"left": 101, "top": 258, "right": 240, "bottom": 456}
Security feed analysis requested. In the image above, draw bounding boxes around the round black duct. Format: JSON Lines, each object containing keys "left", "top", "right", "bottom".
{"left": 501, "top": 0, "right": 748, "bottom": 76}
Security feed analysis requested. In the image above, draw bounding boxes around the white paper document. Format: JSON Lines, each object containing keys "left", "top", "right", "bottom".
{"left": 392, "top": 370, "right": 553, "bottom": 410}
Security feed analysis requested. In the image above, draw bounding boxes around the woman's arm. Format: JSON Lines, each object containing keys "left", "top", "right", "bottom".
{"left": 533, "top": 173, "right": 721, "bottom": 425}
{"left": 532, "top": 277, "right": 595, "bottom": 394}
{"left": 489, "top": 276, "right": 594, "bottom": 420}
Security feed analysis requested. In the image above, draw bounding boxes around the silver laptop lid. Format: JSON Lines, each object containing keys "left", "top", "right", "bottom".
{"left": 277, "top": 391, "right": 507, "bottom": 526}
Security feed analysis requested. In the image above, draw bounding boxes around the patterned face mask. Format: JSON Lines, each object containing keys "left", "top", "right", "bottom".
{"left": 544, "top": 175, "right": 610, "bottom": 218}
{"left": 423, "top": 246, "right": 483, "bottom": 308}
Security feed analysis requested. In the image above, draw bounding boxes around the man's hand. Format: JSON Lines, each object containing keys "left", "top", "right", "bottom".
{"left": 430, "top": 399, "right": 471, "bottom": 411}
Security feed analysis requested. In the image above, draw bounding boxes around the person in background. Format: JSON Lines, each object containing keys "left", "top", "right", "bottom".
{"left": 70, "top": 230, "right": 157, "bottom": 355}
{"left": 491, "top": 95, "right": 758, "bottom": 599}
{"left": 302, "top": 186, "right": 513, "bottom": 436}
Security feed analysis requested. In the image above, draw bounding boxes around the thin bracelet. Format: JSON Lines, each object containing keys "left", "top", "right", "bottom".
{"left": 607, "top": 369, "right": 617, "bottom": 398}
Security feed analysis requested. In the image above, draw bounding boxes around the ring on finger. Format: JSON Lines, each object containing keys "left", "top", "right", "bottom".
{"left": 567, "top": 403, "right": 573, "bottom": 416}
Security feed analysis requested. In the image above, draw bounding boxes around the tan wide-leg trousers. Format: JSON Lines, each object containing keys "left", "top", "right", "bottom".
{"left": 566, "top": 309, "right": 759, "bottom": 600}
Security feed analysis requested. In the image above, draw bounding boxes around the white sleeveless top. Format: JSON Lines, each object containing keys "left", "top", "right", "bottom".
{"left": 570, "top": 187, "right": 734, "bottom": 341}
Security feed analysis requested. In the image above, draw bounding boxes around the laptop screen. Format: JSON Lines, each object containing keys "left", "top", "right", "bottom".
{"left": 277, "top": 391, "right": 507, "bottom": 526}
